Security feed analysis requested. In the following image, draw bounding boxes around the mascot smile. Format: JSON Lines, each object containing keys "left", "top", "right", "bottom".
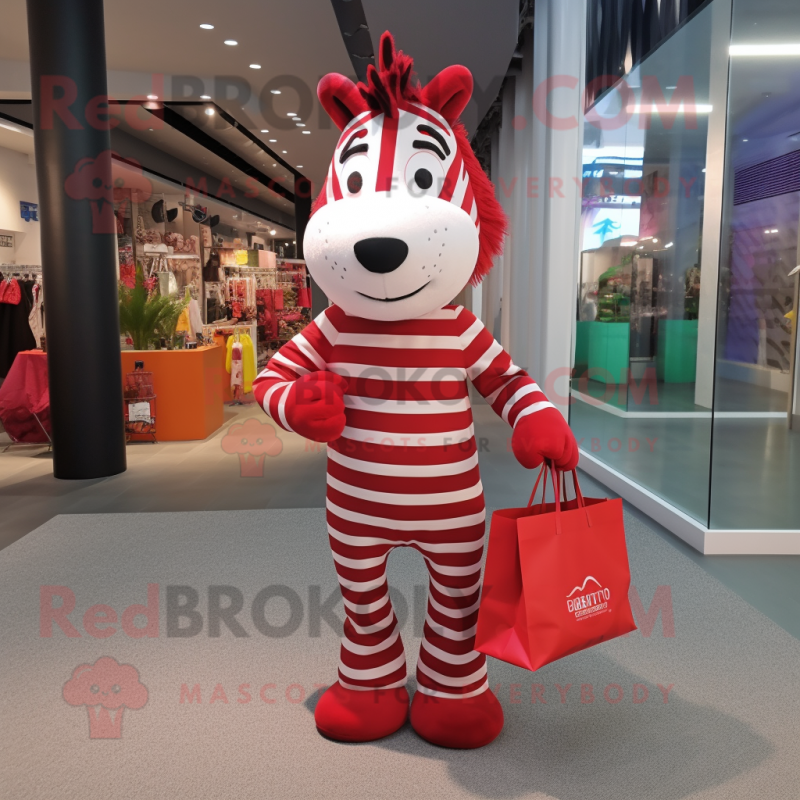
{"left": 253, "top": 32, "right": 578, "bottom": 749}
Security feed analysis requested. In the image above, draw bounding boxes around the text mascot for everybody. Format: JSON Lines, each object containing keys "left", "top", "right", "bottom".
{"left": 252, "top": 32, "right": 578, "bottom": 749}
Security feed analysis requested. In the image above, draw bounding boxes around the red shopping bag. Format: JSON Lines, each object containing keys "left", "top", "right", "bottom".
{"left": 475, "top": 464, "right": 636, "bottom": 671}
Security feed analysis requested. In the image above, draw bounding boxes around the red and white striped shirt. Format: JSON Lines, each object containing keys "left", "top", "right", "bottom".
{"left": 253, "top": 304, "right": 553, "bottom": 524}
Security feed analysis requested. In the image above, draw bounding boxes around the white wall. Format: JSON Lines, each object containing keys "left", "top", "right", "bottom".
{"left": 0, "top": 145, "right": 40, "bottom": 265}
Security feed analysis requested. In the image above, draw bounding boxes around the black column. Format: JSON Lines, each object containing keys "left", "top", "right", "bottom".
{"left": 294, "top": 175, "right": 327, "bottom": 318}
{"left": 27, "top": 0, "right": 126, "bottom": 479}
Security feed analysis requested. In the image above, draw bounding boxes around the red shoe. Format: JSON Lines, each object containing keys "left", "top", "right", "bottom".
{"left": 410, "top": 688, "right": 504, "bottom": 749}
{"left": 314, "top": 683, "right": 409, "bottom": 742}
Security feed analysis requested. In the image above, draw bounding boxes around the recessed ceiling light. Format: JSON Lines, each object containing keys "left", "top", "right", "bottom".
{"left": 743, "top": 138, "right": 749, "bottom": 142}
{"left": 302, "top": 131, "right": 311, "bottom": 135}
{"left": 224, "top": 39, "right": 238, "bottom": 46}
{"left": 200, "top": 94, "right": 211, "bottom": 100}
{"left": 296, "top": 165, "right": 303, "bottom": 168}
{"left": 205, "top": 108, "right": 215, "bottom": 116}
{"left": 270, "top": 89, "right": 281, "bottom": 95}
{"left": 260, "top": 129, "right": 269, "bottom": 133}
{"left": 282, "top": 150, "right": 287, "bottom": 153}
{"left": 296, "top": 123, "right": 305, "bottom": 127}
{"left": 270, "top": 229, "right": 277, "bottom": 235}
{"left": 147, "top": 94, "right": 158, "bottom": 100}
{"left": 272, "top": 163, "right": 277, "bottom": 166}
{"left": 269, "top": 138, "right": 277, "bottom": 142}
{"left": 287, "top": 112, "right": 297, "bottom": 117}
{"left": 200, "top": 23, "right": 214, "bottom": 30}
{"left": 250, "top": 64, "right": 261, "bottom": 70}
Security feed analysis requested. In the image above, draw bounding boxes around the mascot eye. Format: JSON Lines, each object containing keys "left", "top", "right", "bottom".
{"left": 347, "top": 171, "right": 363, "bottom": 194}
{"left": 404, "top": 151, "right": 445, "bottom": 198}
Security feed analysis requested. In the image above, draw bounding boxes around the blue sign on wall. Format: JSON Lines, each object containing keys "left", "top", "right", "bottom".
{"left": 20, "top": 201, "right": 38, "bottom": 222}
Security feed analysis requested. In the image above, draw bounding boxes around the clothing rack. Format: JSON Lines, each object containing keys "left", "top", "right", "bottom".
{"left": 1, "top": 264, "right": 43, "bottom": 277}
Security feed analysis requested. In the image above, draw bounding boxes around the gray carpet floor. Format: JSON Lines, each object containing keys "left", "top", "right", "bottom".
{"left": 1, "top": 507, "right": 798, "bottom": 800}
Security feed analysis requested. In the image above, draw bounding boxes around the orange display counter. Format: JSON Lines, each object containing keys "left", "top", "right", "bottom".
{"left": 120, "top": 346, "right": 228, "bottom": 441}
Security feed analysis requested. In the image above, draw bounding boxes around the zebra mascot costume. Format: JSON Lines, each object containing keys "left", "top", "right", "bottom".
{"left": 253, "top": 32, "right": 578, "bottom": 749}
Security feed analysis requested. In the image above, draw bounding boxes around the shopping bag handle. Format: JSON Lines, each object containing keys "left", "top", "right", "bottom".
{"left": 527, "top": 462, "right": 549, "bottom": 508}
{"left": 552, "top": 464, "right": 592, "bottom": 533}
{"left": 528, "top": 463, "right": 586, "bottom": 508}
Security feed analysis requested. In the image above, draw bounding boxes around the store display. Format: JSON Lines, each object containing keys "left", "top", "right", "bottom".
{"left": 224, "top": 331, "right": 255, "bottom": 395}
{"left": 0, "top": 349, "right": 51, "bottom": 445}
{"left": 0, "top": 269, "right": 38, "bottom": 378}
{"left": 0, "top": 276, "right": 22, "bottom": 305}
{"left": 123, "top": 364, "right": 156, "bottom": 442}
{"left": 250, "top": 32, "right": 578, "bottom": 749}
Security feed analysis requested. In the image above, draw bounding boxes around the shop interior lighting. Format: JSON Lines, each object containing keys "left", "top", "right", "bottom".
{"left": 296, "top": 165, "right": 303, "bottom": 168}
{"left": 743, "top": 138, "right": 749, "bottom": 142}
{"left": 296, "top": 123, "right": 306, "bottom": 127}
{"left": 147, "top": 94, "right": 158, "bottom": 100}
{"left": 200, "top": 94, "right": 211, "bottom": 100}
{"left": 199, "top": 23, "right": 214, "bottom": 30}
{"left": 302, "top": 131, "right": 311, "bottom": 134}
{"left": 665, "top": 242, "right": 674, "bottom": 248}
{"left": 287, "top": 112, "right": 297, "bottom": 117}
{"left": 282, "top": 150, "right": 287, "bottom": 154}
{"left": 269, "top": 139, "right": 277, "bottom": 143}
{"left": 260, "top": 129, "right": 268, "bottom": 133}
{"left": 270, "top": 89, "right": 281, "bottom": 95}
{"left": 270, "top": 229, "right": 277, "bottom": 235}
{"left": 730, "top": 43, "right": 800, "bottom": 56}
{"left": 224, "top": 39, "right": 238, "bottom": 46}
{"left": 205, "top": 108, "right": 215, "bottom": 116}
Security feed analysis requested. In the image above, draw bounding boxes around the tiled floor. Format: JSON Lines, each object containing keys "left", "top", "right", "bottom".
{"left": 1, "top": 395, "right": 799, "bottom": 640}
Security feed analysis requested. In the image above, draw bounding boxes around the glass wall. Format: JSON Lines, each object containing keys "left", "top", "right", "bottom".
{"left": 572, "top": 5, "right": 717, "bottom": 524}
{"left": 575, "top": 0, "right": 800, "bottom": 533}
{"left": 710, "top": 0, "right": 800, "bottom": 530}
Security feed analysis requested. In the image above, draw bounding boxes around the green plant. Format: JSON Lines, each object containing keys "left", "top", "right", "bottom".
{"left": 119, "top": 264, "right": 182, "bottom": 350}
{"left": 155, "top": 294, "right": 189, "bottom": 348}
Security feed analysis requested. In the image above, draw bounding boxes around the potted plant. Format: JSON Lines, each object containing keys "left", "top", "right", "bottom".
{"left": 119, "top": 264, "right": 186, "bottom": 350}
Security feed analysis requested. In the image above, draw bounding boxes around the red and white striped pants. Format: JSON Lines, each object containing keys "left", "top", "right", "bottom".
{"left": 327, "top": 506, "right": 488, "bottom": 699}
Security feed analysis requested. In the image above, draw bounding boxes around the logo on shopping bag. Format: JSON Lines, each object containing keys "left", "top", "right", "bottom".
{"left": 566, "top": 576, "right": 610, "bottom": 620}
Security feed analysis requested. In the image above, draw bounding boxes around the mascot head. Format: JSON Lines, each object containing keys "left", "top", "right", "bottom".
{"left": 304, "top": 31, "right": 507, "bottom": 321}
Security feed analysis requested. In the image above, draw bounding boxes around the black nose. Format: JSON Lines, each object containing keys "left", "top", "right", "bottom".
{"left": 353, "top": 238, "right": 409, "bottom": 274}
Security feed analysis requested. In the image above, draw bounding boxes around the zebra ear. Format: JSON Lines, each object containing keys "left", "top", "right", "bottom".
{"left": 318, "top": 73, "right": 369, "bottom": 131}
{"left": 420, "top": 66, "right": 473, "bottom": 124}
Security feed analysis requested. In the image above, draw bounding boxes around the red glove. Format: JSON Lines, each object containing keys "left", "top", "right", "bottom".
{"left": 511, "top": 407, "right": 579, "bottom": 470}
{"left": 285, "top": 371, "right": 348, "bottom": 443}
